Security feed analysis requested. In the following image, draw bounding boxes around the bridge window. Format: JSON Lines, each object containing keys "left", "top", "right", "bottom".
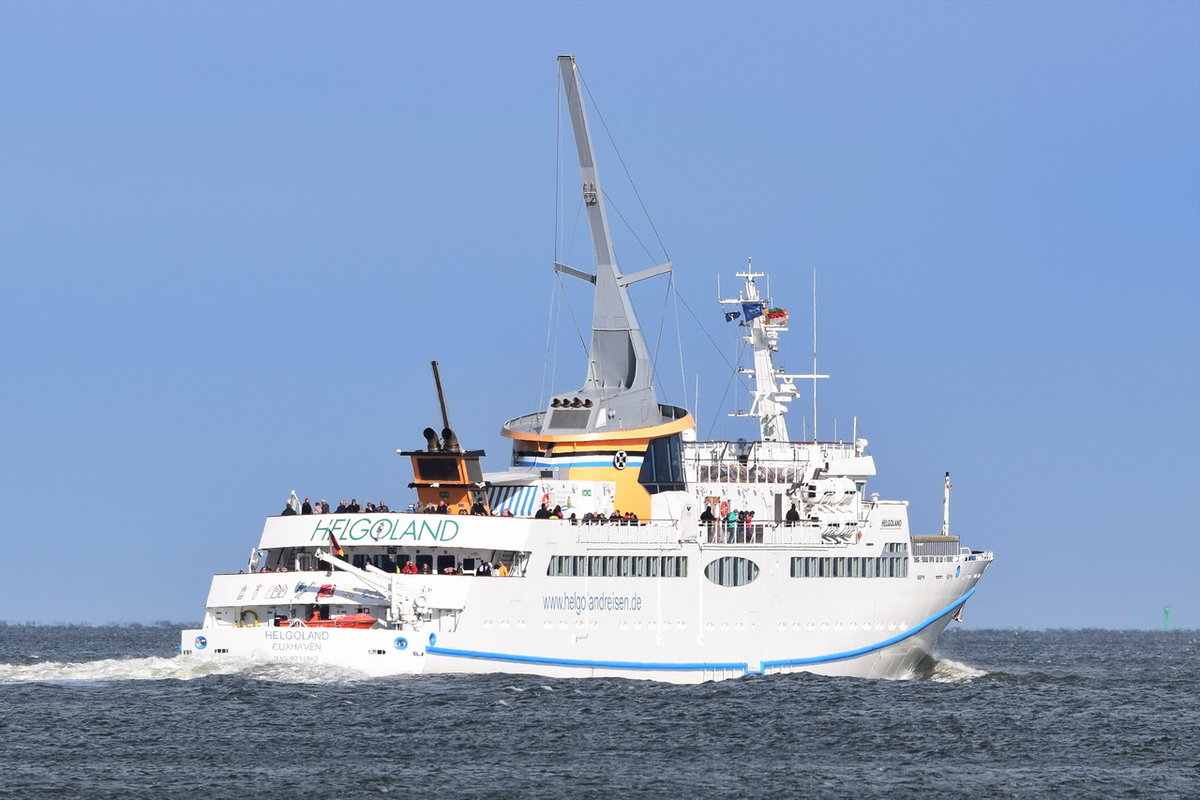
{"left": 638, "top": 433, "right": 686, "bottom": 494}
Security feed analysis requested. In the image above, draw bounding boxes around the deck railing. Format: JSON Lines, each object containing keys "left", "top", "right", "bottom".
{"left": 571, "top": 519, "right": 865, "bottom": 547}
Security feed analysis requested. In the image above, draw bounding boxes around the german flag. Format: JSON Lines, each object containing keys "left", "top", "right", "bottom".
{"left": 328, "top": 530, "right": 345, "bottom": 558}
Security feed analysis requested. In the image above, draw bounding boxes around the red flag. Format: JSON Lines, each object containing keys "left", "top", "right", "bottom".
{"left": 328, "top": 530, "right": 344, "bottom": 558}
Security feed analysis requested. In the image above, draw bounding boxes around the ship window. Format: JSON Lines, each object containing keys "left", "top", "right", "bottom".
{"left": 704, "top": 557, "right": 760, "bottom": 587}
{"left": 415, "top": 457, "right": 460, "bottom": 482}
{"left": 638, "top": 433, "right": 686, "bottom": 494}
{"left": 547, "top": 408, "right": 591, "bottom": 429}
{"left": 546, "top": 554, "right": 688, "bottom": 577}
{"left": 790, "top": 556, "right": 905, "bottom": 579}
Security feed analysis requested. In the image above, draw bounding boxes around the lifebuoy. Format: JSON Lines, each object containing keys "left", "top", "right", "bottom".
{"left": 718, "top": 501, "right": 730, "bottom": 517}
{"left": 541, "top": 492, "right": 550, "bottom": 506}
{"left": 239, "top": 609, "right": 259, "bottom": 627}
{"left": 414, "top": 595, "right": 428, "bottom": 611}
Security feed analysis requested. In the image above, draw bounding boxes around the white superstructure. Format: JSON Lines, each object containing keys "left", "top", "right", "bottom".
{"left": 180, "top": 56, "right": 992, "bottom": 683}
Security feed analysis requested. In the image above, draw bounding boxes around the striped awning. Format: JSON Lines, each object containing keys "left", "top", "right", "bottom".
{"left": 487, "top": 485, "right": 539, "bottom": 517}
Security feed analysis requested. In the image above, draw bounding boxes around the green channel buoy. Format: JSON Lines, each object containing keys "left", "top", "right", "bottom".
{"left": 1163, "top": 605, "right": 1171, "bottom": 632}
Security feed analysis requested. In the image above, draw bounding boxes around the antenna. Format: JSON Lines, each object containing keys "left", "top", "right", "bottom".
{"left": 812, "top": 269, "right": 818, "bottom": 442}
{"left": 942, "top": 472, "right": 952, "bottom": 536}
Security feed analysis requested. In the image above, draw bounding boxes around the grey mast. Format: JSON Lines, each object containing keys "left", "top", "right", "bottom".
{"left": 547, "top": 54, "right": 673, "bottom": 434}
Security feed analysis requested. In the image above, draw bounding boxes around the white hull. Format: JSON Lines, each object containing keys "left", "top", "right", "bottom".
{"left": 181, "top": 515, "right": 989, "bottom": 683}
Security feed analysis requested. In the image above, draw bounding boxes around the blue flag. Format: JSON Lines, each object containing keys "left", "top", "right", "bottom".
{"left": 724, "top": 311, "right": 741, "bottom": 322}
{"left": 742, "top": 303, "right": 764, "bottom": 322}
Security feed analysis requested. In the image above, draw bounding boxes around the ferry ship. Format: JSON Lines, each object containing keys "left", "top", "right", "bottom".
{"left": 179, "top": 56, "right": 993, "bottom": 682}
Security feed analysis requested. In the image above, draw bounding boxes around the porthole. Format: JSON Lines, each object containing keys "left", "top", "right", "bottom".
{"left": 703, "top": 556, "right": 760, "bottom": 587}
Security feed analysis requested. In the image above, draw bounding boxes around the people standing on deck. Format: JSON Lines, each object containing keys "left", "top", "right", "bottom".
{"left": 401, "top": 560, "right": 418, "bottom": 574}
{"left": 471, "top": 499, "right": 488, "bottom": 516}
{"left": 701, "top": 505, "right": 716, "bottom": 541}
{"left": 534, "top": 503, "right": 551, "bottom": 519}
{"left": 550, "top": 505, "right": 564, "bottom": 519}
{"left": 435, "top": 501, "right": 449, "bottom": 514}
{"left": 347, "top": 499, "right": 361, "bottom": 513}
{"left": 301, "top": 498, "right": 313, "bottom": 515}
{"left": 378, "top": 500, "right": 389, "bottom": 512}
{"left": 321, "top": 499, "right": 330, "bottom": 514}
{"left": 336, "top": 500, "right": 348, "bottom": 513}
{"left": 786, "top": 503, "right": 801, "bottom": 526}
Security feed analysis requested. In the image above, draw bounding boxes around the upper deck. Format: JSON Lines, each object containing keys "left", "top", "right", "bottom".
{"left": 682, "top": 439, "right": 876, "bottom": 484}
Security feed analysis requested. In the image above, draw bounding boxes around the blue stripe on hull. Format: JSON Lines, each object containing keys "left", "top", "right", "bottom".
{"left": 761, "top": 588, "right": 975, "bottom": 669}
{"left": 426, "top": 588, "right": 975, "bottom": 676}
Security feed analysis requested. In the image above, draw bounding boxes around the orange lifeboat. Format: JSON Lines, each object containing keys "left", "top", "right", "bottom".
{"left": 305, "top": 612, "right": 377, "bottom": 629}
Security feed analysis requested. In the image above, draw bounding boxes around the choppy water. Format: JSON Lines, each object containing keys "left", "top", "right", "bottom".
{"left": 0, "top": 625, "right": 1195, "bottom": 799}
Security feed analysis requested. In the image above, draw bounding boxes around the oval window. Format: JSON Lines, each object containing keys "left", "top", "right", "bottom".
{"left": 704, "top": 557, "right": 760, "bottom": 587}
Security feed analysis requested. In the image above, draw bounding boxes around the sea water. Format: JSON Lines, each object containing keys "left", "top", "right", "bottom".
{"left": 0, "top": 626, "right": 1195, "bottom": 799}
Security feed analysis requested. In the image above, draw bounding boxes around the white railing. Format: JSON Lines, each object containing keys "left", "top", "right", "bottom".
{"left": 570, "top": 519, "right": 863, "bottom": 548}
{"left": 698, "top": 521, "right": 860, "bottom": 547}
{"left": 682, "top": 440, "right": 857, "bottom": 485}
{"left": 573, "top": 521, "right": 683, "bottom": 545}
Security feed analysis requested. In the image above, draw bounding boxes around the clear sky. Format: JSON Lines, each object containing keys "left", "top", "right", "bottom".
{"left": 1, "top": 1, "right": 1196, "bottom": 629}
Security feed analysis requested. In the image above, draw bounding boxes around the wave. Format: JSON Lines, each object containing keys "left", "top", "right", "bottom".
{"left": 909, "top": 653, "right": 989, "bottom": 683}
{"left": 0, "top": 655, "right": 376, "bottom": 684}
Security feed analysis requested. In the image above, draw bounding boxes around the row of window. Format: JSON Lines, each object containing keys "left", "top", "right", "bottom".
{"left": 545, "top": 554, "right": 909, "bottom": 583}
{"left": 791, "top": 556, "right": 909, "bottom": 578}
{"left": 546, "top": 555, "right": 689, "bottom": 578}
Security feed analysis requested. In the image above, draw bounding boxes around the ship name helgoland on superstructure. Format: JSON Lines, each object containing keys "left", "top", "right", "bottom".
{"left": 180, "top": 56, "right": 994, "bottom": 682}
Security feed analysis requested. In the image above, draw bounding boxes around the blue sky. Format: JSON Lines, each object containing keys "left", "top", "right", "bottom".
{"left": 1, "top": 1, "right": 1196, "bottom": 629}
